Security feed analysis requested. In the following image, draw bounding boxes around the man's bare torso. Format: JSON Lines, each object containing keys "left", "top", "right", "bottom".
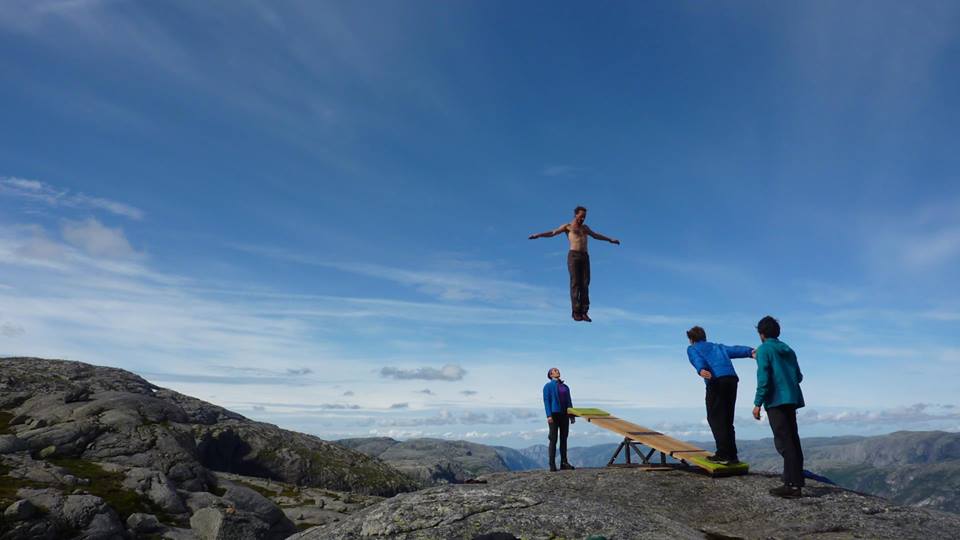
{"left": 564, "top": 222, "right": 589, "bottom": 252}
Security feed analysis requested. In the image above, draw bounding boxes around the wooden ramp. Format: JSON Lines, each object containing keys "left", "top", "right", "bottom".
{"left": 567, "top": 407, "right": 748, "bottom": 477}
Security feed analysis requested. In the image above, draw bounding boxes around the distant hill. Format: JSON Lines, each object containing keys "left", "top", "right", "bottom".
{"left": 334, "top": 437, "right": 539, "bottom": 486}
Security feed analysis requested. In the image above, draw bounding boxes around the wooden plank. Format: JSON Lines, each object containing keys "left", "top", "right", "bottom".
{"left": 574, "top": 406, "right": 750, "bottom": 476}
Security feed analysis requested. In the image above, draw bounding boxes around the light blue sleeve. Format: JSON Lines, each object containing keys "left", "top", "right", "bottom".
{"left": 722, "top": 345, "right": 754, "bottom": 359}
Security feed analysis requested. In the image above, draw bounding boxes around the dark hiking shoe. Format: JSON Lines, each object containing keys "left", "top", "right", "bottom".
{"left": 580, "top": 313, "right": 592, "bottom": 322}
{"left": 572, "top": 313, "right": 583, "bottom": 321}
{"left": 705, "top": 455, "right": 728, "bottom": 464}
{"left": 769, "top": 485, "right": 802, "bottom": 499}
{"left": 560, "top": 462, "right": 576, "bottom": 470}
{"left": 549, "top": 464, "right": 558, "bottom": 472}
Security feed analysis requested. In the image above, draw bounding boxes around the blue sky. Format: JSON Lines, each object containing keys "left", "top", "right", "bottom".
{"left": 1, "top": 1, "right": 959, "bottom": 448}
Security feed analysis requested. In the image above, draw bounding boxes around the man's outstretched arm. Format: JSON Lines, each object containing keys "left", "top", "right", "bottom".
{"left": 585, "top": 225, "right": 620, "bottom": 245}
{"left": 529, "top": 224, "right": 568, "bottom": 240}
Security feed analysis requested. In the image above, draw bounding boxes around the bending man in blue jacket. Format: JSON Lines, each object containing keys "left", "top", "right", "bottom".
{"left": 686, "top": 326, "right": 754, "bottom": 465}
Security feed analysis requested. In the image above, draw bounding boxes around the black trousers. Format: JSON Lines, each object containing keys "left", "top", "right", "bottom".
{"left": 548, "top": 412, "right": 570, "bottom": 466}
{"left": 767, "top": 404, "right": 805, "bottom": 487}
{"left": 567, "top": 251, "right": 590, "bottom": 315}
{"left": 705, "top": 376, "right": 739, "bottom": 461}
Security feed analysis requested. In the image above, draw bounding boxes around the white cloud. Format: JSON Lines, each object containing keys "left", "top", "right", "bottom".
{"left": 799, "top": 403, "right": 960, "bottom": 426}
{"left": 902, "top": 227, "right": 960, "bottom": 268}
{"left": 378, "top": 409, "right": 537, "bottom": 428}
{"left": 0, "top": 176, "right": 144, "bottom": 220}
{"left": 230, "top": 244, "right": 553, "bottom": 307}
{"left": 0, "top": 322, "right": 25, "bottom": 337}
{"left": 62, "top": 218, "right": 139, "bottom": 258}
{"left": 860, "top": 200, "right": 960, "bottom": 275}
{"left": 380, "top": 363, "right": 466, "bottom": 381}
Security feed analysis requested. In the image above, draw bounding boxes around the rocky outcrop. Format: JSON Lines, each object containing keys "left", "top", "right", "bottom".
{"left": 0, "top": 357, "right": 419, "bottom": 539}
{"left": 336, "top": 437, "right": 519, "bottom": 485}
{"left": 732, "top": 432, "right": 960, "bottom": 514}
{"left": 293, "top": 467, "right": 960, "bottom": 539}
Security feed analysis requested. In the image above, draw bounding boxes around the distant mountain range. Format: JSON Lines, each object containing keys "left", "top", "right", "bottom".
{"left": 334, "top": 437, "right": 539, "bottom": 485}
{"left": 339, "top": 431, "right": 960, "bottom": 514}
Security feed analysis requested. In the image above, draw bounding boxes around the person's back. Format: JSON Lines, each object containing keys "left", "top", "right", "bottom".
{"left": 754, "top": 338, "right": 804, "bottom": 409}
{"left": 752, "top": 316, "right": 805, "bottom": 499}
{"left": 685, "top": 326, "right": 754, "bottom": 465}
{"left": 687, "top": 341, "right": 752, "bottom": 382}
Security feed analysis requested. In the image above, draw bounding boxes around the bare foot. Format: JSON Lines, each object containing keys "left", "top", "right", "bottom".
{"left": 572, "top": 313, "right": 583, "bottom": 321}
{"left": 581, "top": 313, "right": 592, "bottom": 322}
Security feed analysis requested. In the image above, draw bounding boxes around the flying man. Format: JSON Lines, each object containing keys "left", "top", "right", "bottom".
{"left": 529, "top": 206, "right": 620, "bottom": 322}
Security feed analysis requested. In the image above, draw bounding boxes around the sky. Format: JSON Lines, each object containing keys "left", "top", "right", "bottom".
{"left": 1, "top": 1, "right": 959, "bottom": 449}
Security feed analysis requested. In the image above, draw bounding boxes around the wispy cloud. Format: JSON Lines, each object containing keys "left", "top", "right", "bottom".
{"left": 62, "top": 218, "right": 140, "bottom": 259}
{"left": 460, "top": 390, "right": 478, "bottom": 397}
{"left": 389, "top": 402, "right": 409, "bottom": 410}
{"left": 860, "top": 200, "right": 960, "bottom": 274}
{"left": 377, "top": 408, "right": 537, "bottom": 427}
{"left": 380, "top": 363, "right": 466, "bottom": 381}
{"left": 0, "top": 322, "right": 25, "bottom": 337}
{"left": 415, "top": 388, "right": 435, "bottom": 396}
{"left": 1, "top": 177, "right": 144, "bottom": 220}
{"left": 230, "top": 244, "right": 552, "bottom": 307}
{"left": 799, "top": 403, "right": 960, "bottom": 426}
{"left": 238, "top": 401, "right": 365, "bottom": 411}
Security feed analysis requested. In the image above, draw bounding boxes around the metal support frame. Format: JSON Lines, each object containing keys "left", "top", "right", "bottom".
{"left": 607, "top": 437, "right": 669, "bottom": 468}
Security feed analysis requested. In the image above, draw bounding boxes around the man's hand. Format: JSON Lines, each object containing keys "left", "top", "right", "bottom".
{"left": 547, "top": 416, "right": 553, "bottom": 424}
{"left": 569, "top": 415, "right": 576, "bottom": 424}
{"left": 699, "top": 369, "right": 712, "bottom": 380}
{"left": 528, "top": 234, "right": 539, "bottom": 240}
{"left": 751, "top": 349, "right": 757, "bottom": 358}
{"left": 753, "top": 406, "right": 762, "bottom": 420}
{"left": 610, "top": 239, "right": 620, "bottom": 245}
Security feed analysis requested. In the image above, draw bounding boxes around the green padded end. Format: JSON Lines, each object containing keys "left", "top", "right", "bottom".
{"left": 567, "top": 407, "right": 611, "bottom": 417}
{"left": 687, "top": 456, "right": 750, "bottom": 476}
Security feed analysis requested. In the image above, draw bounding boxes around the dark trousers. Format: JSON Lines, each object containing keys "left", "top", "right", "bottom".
{"left": 567, "top": 251, "right": 590, "bottom": 315}
{"left": 548, "top": 412, "right": 570, "bottom": 466}
{"left": 705, "top": 376, "right": 739, "bottom": 461}
{"left": 767, "top": 404, "right": 805, "bottom": 487}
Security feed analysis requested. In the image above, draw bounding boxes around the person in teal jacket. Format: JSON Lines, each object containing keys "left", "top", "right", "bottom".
{"left": 752, "top": 315, "right": 805, "bottom": 498}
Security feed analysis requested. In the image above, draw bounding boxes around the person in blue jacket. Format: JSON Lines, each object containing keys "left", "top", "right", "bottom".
{"left": 543, "top": 367, "right": 576, "bottom": 472}
{"left": 686, "top": 326, "right": 755, "bottom": 465}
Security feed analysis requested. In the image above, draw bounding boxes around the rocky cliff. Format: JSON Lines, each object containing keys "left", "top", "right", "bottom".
{"left": 518, "top": 431, "right": 960, "bottom": 514}
{"left": 292, "top": 467, "right": 960, "bottom": 539}
{"left": 0, "top": 357, "right": 418, "bottom": 539}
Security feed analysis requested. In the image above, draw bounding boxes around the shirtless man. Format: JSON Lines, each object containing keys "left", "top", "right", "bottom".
{"left": 529, "top": 206, "right": 620, "bottom": 322}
